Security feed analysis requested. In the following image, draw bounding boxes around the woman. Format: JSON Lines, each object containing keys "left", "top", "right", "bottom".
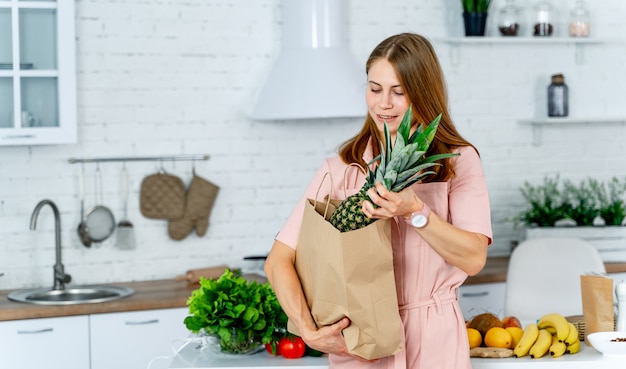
{"left": 264, "top": 33, "right": 492, "bottom": 369}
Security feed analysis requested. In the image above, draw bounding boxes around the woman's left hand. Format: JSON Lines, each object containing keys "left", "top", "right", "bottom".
{"left": 362, "top": 182, "right": 421, "bottom": 220}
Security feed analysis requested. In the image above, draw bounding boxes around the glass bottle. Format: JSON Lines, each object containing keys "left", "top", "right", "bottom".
{"left": 533, "top": 2, "right": 553, "bottom": 37}
{"left": 548, "top": 74, "right": 568, "bottom": 117}
{"left": 498, "top": 0, "right": 521, "bottom": 36}
{"left": 569, "top": 0, "right": 590, "bottom": 37}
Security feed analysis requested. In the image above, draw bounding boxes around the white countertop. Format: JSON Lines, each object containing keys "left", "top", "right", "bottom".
{"left": 169, "top": 343, "right": 328, "bottom": 369}
{"left": 471, "top": 344, "right": 624, "bottom": 369}
{"left": 169, "top": 343, "right": 623, "bottom": 369}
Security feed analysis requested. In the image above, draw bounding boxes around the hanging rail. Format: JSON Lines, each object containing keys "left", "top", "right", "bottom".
{"left": 68, "top": 154, "right": 209, "bottom": 164}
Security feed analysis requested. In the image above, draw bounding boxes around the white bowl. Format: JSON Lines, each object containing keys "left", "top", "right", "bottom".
{"left": 587, "top": 331, "right": 626, "bottom": 357}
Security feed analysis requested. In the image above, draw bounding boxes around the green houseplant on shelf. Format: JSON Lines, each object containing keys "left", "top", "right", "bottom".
{"left": 462, "top": 0, "right": 492, "bottom": 36}
{"left": 516, "top": 175, "right": 626, "bottom": 262}
{"left": 184, "top": 269, "right": 288, "bottom": 354}
{"left": 517, "top": 175, "right": 626, "bottom": 228}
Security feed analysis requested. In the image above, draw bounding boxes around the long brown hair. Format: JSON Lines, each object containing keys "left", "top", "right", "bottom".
{"left": 338, "top": 33, "right": 476, "bottom": 183}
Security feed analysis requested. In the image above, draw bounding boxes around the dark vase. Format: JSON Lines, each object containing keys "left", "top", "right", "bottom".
{"left": 463, "top": 12, "right": 488, "bottom": 36}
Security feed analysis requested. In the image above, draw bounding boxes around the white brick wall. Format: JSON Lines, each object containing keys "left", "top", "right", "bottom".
{"left": 1, "top": 0, "right": 625, "bottom": 290}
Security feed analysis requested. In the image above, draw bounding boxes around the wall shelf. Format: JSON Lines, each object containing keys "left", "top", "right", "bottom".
{"left": 437, "top": 37, "right": 605, "bottom": 45}
{"left": 435, "top": 37, "right": 618, "bottom": 65}
{"left": 518, "top": 117, "right": 626, "bottom": 145}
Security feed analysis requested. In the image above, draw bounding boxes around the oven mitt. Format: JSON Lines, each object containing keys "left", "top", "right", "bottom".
{"left": 140, "top": 173, "right": 186, "bottom": 219}
{"left": 168, "top": 173, "right": 220, "bottom": 241}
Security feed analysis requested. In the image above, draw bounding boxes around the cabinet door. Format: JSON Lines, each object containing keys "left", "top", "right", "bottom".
{"left": 90, "top": 307, "right": 191, "bottom": 369}
{"left": 0, "top": 0, "right": 76, "bottom": 146}
{"left": 458, "top": 282, "right": 506, "bottom": 320}
{"left": 0, "top": 315, "right": 90, "bottom": 369}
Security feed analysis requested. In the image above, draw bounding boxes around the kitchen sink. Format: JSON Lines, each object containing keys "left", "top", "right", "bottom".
{"left": 7, "top": 285, "right": 134, "bottom": 305}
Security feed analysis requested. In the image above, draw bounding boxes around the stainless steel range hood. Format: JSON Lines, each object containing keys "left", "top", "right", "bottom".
{"left": 249, "top": 0, "right": 366, "bottom": 121}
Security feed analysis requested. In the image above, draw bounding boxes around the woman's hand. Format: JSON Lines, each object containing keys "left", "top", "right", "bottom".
{"left": 302, "top": 317, "right": 350, "bottom": 355}
{"left": 303, "top": 317, "right": 373, "bottom": 362}
{"left": 362, "top": 181, "right": 421, "bottom": 220}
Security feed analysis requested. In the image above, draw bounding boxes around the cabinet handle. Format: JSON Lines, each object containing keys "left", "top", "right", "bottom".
{"left": 17, "top": 328, "right": 54, "bottom": 334}
{"left": 461, "top": 291, "right": 489, "bottom": 298}
{"left": 1, "top": 135, "right": 36, "bottom": 139}
{"left": 125, "top": 319, "right": 159, "bottom": 325}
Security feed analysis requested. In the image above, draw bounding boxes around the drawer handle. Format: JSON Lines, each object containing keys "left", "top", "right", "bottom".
{"left": 1, "top": 135, "right": 36, "bottom": 139}
{"left": 461, "top": 291, "right": 489, "bottom": 298}
{"left": 125, "top": 319, "right": 159, "bottom": 325}
{"left": 17, "top": 328, "right": 54, "bottom": 334}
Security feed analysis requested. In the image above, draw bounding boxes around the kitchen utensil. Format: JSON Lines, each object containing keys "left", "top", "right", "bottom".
{"left": 77, "top": 166, "right": 93, "bottom": 248}
{"left": 175, "top": 265, "right": 229, "bottom": 285}
{"left": 139, "top": 171, "right": 185, "bottom": 219}
{"left": 84, "top": 165, "right": 115, "bottom": 243}
{"left": 115, "top": 165, "right": 136, "bottom": 250}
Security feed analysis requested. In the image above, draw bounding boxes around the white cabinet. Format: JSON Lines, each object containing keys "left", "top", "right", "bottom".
{"left": 0, "top": 0, "right": 76, "bottom": 145}
{"left": 90, "top": 307, "right": 190, "bottom": 369}
{"left": 458, "top": 282, "right": 506, "bottom": 320}
{"left": 0, "top": 315, "right": 90, "bottom": 369}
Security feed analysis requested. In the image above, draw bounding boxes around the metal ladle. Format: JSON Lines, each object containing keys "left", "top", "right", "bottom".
{"left": 77, "top": 165, "right": 92, "bottom": 247}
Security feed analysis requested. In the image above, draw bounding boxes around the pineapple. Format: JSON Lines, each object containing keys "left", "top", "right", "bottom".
{"left": 329, "top": 107, "right": 458, "bottom": 232}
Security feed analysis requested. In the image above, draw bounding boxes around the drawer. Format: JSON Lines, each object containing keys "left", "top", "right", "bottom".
{"left": 458, "top": 282, "right": 506, "bottom": 320}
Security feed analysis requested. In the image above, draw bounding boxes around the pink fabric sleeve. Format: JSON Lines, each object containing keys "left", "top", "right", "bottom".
{"left": 448, "top": 146, "right": 493, "bottom": 245}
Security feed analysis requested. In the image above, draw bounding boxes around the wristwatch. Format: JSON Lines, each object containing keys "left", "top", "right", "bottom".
{"left": 406, "top": 203, "right": 431, "bottom": 228}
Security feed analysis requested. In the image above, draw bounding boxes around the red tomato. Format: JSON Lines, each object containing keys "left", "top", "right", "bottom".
{"left": 265, "top": 342, "right": 280, "bottom": 355}
{"left": 278, "top": 336, "right": 306, "bottom": 359}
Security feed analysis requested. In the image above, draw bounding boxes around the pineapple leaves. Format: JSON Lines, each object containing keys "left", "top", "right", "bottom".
{"left": 415, "top": 113, "right": 442, "bottom": 151}
{"left": 375, "top": 109, "right": 452, "bottom": 191}
{"left": 329, "top": 106, "right": 459, "bottom": 232}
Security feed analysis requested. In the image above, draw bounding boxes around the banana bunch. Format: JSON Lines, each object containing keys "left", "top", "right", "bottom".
{"left": 513, "top": 313, "right": 581, "bottom": 359}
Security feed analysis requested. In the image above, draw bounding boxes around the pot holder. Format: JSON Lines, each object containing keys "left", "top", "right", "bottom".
{"left": 168, "top": 172, "right": 220, "bottom": 241}
{"left": 140, "top": 172, "right": 186, "bottom": 219}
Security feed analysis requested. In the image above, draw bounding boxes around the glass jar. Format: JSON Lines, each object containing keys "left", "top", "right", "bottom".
{"left": 533, "top": 2, "right": 553, "bottom": 37}
{"left": 569, "top": 0, "right": 590, "bottom": 37}
{"left": 548, "top": 74, "right": 568, "bottom": 117}
{"left": 498, "top": 0, "right": 521, "bottom": 36}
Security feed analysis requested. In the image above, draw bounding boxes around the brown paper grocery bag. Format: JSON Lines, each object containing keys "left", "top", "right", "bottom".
{"left": 580, "top": 274, "right": 614, "bottom": 346}
{"left": 290, "top": 197, "right": 403, "bottom": 360}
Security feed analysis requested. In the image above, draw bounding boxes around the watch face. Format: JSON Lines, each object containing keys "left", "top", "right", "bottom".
{"left": 411, "top": 214, "right": 428, "bottom": 228}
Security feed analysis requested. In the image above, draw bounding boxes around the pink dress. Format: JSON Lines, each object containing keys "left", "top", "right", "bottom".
{"left": 276, "top": 145, "right": 493, "bottom": 369}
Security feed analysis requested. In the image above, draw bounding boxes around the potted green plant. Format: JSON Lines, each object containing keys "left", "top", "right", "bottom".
{"left": 516, "top": 175, "right": 626, "bottom": 262}
{"left": 517, "top": 175, "right": 626, "bottom": 228}
{"left": 184, "top": 269, "right": 288, "bottom": 354}
{"left": 462, "top": 0, "right": 492, "bottom": 36}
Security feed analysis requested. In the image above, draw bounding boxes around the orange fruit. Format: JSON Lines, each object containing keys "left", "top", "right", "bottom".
{"left": 505, "top": 326, "right": 524, "bottom": 348}
{"left": 467, "top": 328, "right": 482, "bottom": 349}
{"left": 484, "top": 327, "right": 512, "bottom": 348}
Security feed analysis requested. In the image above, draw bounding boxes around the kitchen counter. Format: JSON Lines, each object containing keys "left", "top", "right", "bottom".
{"left": 0, "top": 279, "right": 194, "bottom": 321}
{"left": 471, "top": 344, "right": 624, "bottom": 369}
{"left": 464, "top": 257, "right": 626, "bottom": 285}
{"left": 1, "top": 258, "right": 625, "bottom": 321}
{"left": 168, "top": 343, "right": 623, "bottom": 369}
{"left": 170, "top": 346, "right": 329, "bottom": 369}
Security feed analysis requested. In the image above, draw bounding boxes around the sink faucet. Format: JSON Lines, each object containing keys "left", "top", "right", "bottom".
{"left": 30, "top": 200, "right": 72, "bottom": 290}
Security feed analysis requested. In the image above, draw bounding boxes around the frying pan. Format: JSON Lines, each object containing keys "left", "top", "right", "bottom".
{"left": 84, "top": 166, "right": 116, "bottom": 244}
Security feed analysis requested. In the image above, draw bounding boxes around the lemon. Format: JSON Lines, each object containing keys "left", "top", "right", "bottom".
{"left": 484, "top": 327, "right": 512, "bottom": 348}
{"left": 505, "top": 326, "right": 524, "bottom": 349}
{"left": 467, "top": 327, "right": 482, "bottom": 349}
